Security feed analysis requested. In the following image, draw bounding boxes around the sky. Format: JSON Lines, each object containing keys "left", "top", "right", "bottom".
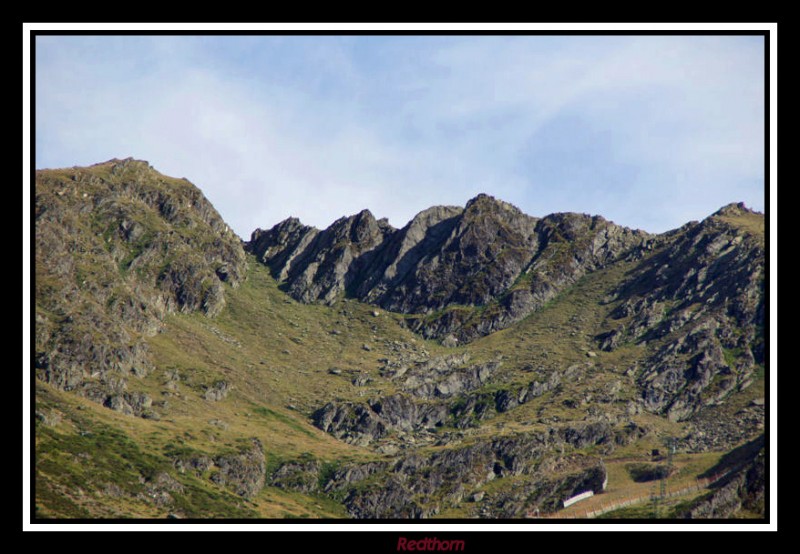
{"left": 34, "top": 34, "right": 766, "bottom": 238}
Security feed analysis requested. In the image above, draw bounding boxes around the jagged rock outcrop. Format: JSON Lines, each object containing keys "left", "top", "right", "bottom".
{"left": 313, "top": 354, "right": 502, "bottom": 445}
{"left": 35, "top": 158, "right": 246, "bottom": 412}
{"left": 140, "top": 472, "right": 185, "bottom": 508}
{"left": 312, "top": 394, "right": 450, "bottom": 446}
{"left": 600, "top": 203, "right": 765, "bottom": 421}
{"left": 170, "top": 439, "right": 266, "bottom": 499}
{"left": 210, "top": 439, "right": 267, "bottom": 499}
{"left": 676, "top": 434, "right": 765, "bottom": 518}
{"left": 270, "top": 424, "right": 634, "bottom": 518}
{"left": 203, "top": 380, "right": 232, "bottom": 402}
{"left": 248, "top": 209, "right": 395, "bottom": 304}
{"left": 381, "top": 353, "right": 500, "bottom": 400}
{"left": 313, "top": 360, "right": 588, "bottom": 445}
{"left": 269, "top": 459, "right": 323, "bottom": 494}
{"left": 484, "top": 457, "right": 608, "bottom": 517}
{"left": 247, "top": 194, "right": 649, "bottom": 342}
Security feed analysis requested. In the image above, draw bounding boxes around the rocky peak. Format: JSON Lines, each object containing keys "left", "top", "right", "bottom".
{"left": 464, "top": 193, "right": 525, "bottom": 216}
{"left": 254, "top": 217, "right": 314, "bottom": 242}
{"left": 88, "top": 157, "right": 149, "bottom": 169}
{"left": 464, "top": 192, "right": 499, "bottom": 211}
{"left": 247, "top": 196, "right": 650, "bottom": 342}
{"left": 327, "top": 209, "right": 391, "bottom": 251}
{"left": 712, "top": 202, "right": 755, "bottom": 218}
{"left": 35, "top": 160, "right": 246, "bottom": 409}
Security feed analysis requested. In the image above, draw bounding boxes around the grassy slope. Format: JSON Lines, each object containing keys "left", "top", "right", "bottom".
{"left": 35, "top": 257, "right": 443, "bottom": 518}
{"left": 34, "top": 241, "right": 765, "bottom": 518}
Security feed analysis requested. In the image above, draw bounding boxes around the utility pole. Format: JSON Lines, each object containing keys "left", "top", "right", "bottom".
{"left": 652, "top": 437, "right": 675, "bottom": 518}
{"left": 651, "top": 481, "right": 659, "bottom": 519}
{"left": 659, "top": 437, "right": 675, "bottom": 508}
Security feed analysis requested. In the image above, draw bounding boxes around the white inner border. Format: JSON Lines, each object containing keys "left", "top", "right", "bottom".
{"left": 22, "top": 21, "right": 778, "bottom": 533}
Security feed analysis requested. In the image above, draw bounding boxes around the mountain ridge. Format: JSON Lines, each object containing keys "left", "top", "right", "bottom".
{"left": 246, "top": 192, "right": 763, "bottom": 348}
{"left": 33, "top": 159, "right": 767, "bottom": 520}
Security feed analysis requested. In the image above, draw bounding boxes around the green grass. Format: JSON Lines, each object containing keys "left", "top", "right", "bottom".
{"left": 34, "top": 384, "right": 356, "bottom": 519}
{"left": 722, "top": 346, "right": 746, "bottom": 368}
{"left": 716, "top": 212, "right": 765, "bottom": 239}
{"left": 34, "top": 401, "right": 262, "bottom": 518}
{"left": 251, "top": 406, "right": 317, "bottom": 439}
{"left": 35, "top": 256, "right": 408, "bottom": 517}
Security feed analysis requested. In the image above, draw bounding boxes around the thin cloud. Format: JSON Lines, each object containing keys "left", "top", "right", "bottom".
{"left": 35, "top": 35, "right": 765, "bottom": 237}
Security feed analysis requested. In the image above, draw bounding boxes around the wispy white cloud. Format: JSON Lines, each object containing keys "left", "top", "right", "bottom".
{"left": 35, "top": 35, "right": 765, "bottom": 237}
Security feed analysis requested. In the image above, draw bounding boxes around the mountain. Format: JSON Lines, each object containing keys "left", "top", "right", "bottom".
{"left": 33, "top": 159, "right": 767, "bottom": 520}
{"left": 246, "top": 194, "right": 649, "bottom": 343}
{"left": 247, "top": 195, "right": 764, "bottom": 424}
{"left": 35, "top": 158, "right": 245, "bottom": 414}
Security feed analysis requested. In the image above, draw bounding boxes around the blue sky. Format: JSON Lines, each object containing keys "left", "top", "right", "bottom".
{"left": 35, "top": 35, "right": 765, "bottom": 237}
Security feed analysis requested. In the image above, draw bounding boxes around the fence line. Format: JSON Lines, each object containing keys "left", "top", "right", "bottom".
{"left": 528, "top": 471, "right": 727, "bottom": 519}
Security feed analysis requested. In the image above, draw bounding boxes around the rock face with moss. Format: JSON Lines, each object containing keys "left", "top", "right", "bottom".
{"left": 249, "top": 197, "right": 764, "bottom": 425}
{"left": 247, "top": 194, "right": 649, "bottom": 342}
{"left": 676, "top": 434, "right": 765, "bottom": 518}
{"left": 35, "top": 158, "right": 246, "bottom": 409}
{"left": 603, "top": 203, "right": 765, "bottom": 421}
{"left": 269, "top": 427, "right": 617, "bottom": 518}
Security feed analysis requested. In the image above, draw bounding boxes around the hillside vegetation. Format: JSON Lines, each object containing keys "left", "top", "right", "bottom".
{"left": 34, "top": 160, "right": 766, "bottom": 519}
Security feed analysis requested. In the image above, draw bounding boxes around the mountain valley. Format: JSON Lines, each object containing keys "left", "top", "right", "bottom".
{"left": 33, "top": 159, "right": 767, "bottom": 520}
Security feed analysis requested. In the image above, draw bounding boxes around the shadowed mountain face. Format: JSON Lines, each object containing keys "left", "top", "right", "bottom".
{"left": 608, "top": 204, "right": 765, "bottom": 421}
{"left": 34, "top": 160, "right": 766, "bottom": 520}
{"left": 248, "top": 198, "right": 765, "bottom": 424}
{"left": 247, "top": 194, "right": 651, "bottom": 343}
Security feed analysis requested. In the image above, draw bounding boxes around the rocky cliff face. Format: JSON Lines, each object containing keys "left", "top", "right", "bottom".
{"left": 676, "top": 434, "right": 765, "bottom": 518}
{"left": 249, "top": 199, "right": 764, "bottom": 424}
{"left": 268, "top": 425, "right": 622, "bottom": 518}
{"left": 35, "top": 158, "right": 246, "bottom": 411}
{"left": 603, "top": 203, "right": 765, "bottom": 421}
{"left": 247, "top": 194, "right": 649, "bottom": 342}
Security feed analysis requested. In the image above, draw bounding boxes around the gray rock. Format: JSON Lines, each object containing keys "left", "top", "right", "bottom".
{"left": 270, "top": 460, "right": 322, "bottom": 494}
{"left": 203, "top": 380, "right": 231, "bottom": 402}
{"left": 211, "top": 438, "right": 266, "bottom": 499}
{"left": 676, "top": 435, "right": 764, "bottom": 518}
{"left": 329, "top": 425, "right": 616, "bottom": 518}
{"left": 208, "top": 419, "right": 229, "bottom": 430}
{"left": 35, "top": 409, "right": 62, "bottom": 427}
{"left": 441, "top": 335, "right": 459, "bottom": 348}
